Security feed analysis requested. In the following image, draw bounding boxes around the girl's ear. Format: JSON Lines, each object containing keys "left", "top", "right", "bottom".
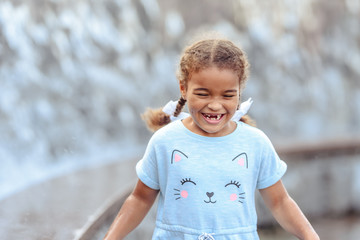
{"left": 232, "top": 152, "right": 248, "bottom": 168}
{"left": 171, "top": 150, "right": 188, "bottom": 164}
{"left": 179, "top": 84, "right": 186, "bottom": 99}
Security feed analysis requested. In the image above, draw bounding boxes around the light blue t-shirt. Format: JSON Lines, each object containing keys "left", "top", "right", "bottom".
{"left": 136, "top": 120, "right": 287, "bottom": 240}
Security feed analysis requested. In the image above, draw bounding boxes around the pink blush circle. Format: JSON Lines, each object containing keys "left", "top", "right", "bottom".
{"left": 230, "top": 193, "right": 237, "bottom": 201}
{"left": 181, "top": 190, "right": 188, "bottom": 198}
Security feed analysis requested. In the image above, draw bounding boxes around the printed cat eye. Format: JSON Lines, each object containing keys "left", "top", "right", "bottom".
{"left": 181, "top": 178, "right": 197, "bottom": 185}
{"left": 225, "top": 180, "right": 241, "bottom": 188}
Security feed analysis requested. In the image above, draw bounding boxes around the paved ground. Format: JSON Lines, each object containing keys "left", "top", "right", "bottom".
{"left": 0, "top": 158, "right": 138, "bottom": 240}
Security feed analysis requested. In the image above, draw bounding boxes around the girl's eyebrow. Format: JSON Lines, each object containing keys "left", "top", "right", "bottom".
{"left": 194, "top": 88, "right": 238, "bottom": 92}
{"left": 194, "top": 88, "right": 209, "bottom": 91}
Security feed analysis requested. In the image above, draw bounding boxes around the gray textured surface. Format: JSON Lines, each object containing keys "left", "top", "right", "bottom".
{"left": 0, "top": 159, "right": 138, "bottom": 240}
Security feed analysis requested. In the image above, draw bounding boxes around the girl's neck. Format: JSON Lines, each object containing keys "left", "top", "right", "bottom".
{"left": 182, "top": 117, "right": 237, "bottom": 137}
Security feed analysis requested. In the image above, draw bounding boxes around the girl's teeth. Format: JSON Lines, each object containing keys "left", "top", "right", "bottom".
{"left": 205, "top": 114, "right": 222, "bottom": 120}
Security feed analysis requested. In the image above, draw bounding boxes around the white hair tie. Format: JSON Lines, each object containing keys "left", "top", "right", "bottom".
{"left": 162, "top": 98, "right": 253, "bottom": 122}
{"left": 231, "top": 97, "right": 253, "bottom": 121}
{"left": 162, "top": 100, "right": 190, "bottom": 121}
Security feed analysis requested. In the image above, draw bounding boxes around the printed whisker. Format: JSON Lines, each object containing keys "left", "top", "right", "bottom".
{"left": 239, "top": 191, "right": 245, "bottom": 202}
{"left": 175, "top": 197, "right": 181, "bottom": 200}
{"left": 174, "top": 188, "right": 180, "bottom": 192}
{"left": 174, "top": 193, "right": 180, "bottom": 195}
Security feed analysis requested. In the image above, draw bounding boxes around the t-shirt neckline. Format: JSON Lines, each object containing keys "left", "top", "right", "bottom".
{"left": 176, "top": 120, "right": 242, "bottom": 142}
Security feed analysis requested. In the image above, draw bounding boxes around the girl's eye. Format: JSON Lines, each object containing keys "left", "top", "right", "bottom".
{"left": 181, "top": 178, "right": 197, "bottom": 185}
{"left": 224, "top": 95, "right": 235, "bottom": 98}
{"left": 225, "top": 180, "right": 241, "bottom": 188}
{"left": 195, "top": 93, "right": 208, "bottom": 97}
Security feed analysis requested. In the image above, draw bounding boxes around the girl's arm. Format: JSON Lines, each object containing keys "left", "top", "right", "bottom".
{"left": 103, "top": 179, "right": 159, "bottom": 240}
{"left": 259, "top": 180, "right": 320, "bottom": 240}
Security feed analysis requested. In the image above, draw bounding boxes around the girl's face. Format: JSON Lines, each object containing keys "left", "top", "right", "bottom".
{"left": 181, "top": 67, "right": 240, "bottom": 137}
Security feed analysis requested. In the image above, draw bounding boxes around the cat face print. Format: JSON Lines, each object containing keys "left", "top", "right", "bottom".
{"left": 171, "top": 150, "right": 248, "bottom": 205}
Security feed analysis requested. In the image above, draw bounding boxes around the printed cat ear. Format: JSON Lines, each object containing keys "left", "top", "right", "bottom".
{"left": 171, "top": 150, "right": 188, "bottom": 164}
{"left": 232, "top": 152, "right": 248, "bottom": 168}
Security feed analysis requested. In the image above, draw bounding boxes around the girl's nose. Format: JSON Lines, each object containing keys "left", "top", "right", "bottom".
{"left": 207, "top": 101, "right": 222, "bottom": 111}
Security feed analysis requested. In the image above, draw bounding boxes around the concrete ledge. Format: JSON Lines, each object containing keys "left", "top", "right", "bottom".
{"left": 257, "top": 138, "right": 360, "bottom": 225}
{"left": 73, "top": 189, "right": 133, "bottom": 240}
{"left": 276, "top": 138, "right": 360, "bottom": 159}
{"left": 0, "top": 158, "right": 139, "bottom": 240}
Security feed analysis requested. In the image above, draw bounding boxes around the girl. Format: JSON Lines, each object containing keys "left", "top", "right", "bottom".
{"left": 104, "top": 36, "right": 319, "bottom": 240}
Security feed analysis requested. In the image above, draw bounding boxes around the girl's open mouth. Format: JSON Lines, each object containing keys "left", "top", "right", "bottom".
{"left": 202, "top": 113, "right": 225, "bottom": 123}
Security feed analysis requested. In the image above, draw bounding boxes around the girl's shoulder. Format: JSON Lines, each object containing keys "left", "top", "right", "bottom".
{"left": 149, "top": 120, "right": 184, "bottom": 141}
{"left": 237, "top": 121, "right": 265, "bottom": 136}
{"left": 236, "top": 121, "right": 273, "bottom": 144}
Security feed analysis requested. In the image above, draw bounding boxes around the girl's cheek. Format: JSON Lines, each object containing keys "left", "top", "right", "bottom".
{"left": 181, "top": 190, "right": 188, "bottom": 198}
{"left": 230, "top": 193, "right": 237, "bottom": 201}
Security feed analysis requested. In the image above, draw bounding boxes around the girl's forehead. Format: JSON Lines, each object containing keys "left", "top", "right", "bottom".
{"left": 189, "top": 66, "right": 239, "bottom": 79}
{"left": 188, "top": 67, "right": 240, "bottom": 88}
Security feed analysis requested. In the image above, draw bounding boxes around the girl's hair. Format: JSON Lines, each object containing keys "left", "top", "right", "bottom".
{"left": 142, "top": 36, "right": 255, "bottom": 132}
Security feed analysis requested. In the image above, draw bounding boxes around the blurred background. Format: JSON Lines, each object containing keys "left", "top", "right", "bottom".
{"left": 0, "top": 0, "right": 359, "bottom": 239}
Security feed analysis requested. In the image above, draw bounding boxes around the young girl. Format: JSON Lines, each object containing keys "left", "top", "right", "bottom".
{"left": 104, "top": 36, "right": 319, "bottom": 240}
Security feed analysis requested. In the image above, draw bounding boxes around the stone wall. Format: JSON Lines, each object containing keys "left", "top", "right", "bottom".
{"left": 1, "top": 0, "right": 360, "bottom": 199}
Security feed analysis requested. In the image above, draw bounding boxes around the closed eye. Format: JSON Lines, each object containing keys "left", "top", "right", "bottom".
{"left": 181, "top": 178, "right": 196, "bottom": 185}
{"left": 195, "top": 93, "right": 208, "bottom": 97}
{"left": 225, "top": 180, "right": 241, "bottom": 188}
{"left": 224, "top": 90, "right": 238, "bottom": 98}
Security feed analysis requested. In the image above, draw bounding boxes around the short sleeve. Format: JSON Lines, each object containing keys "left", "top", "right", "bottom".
{"left": 256, "top": 134, "right": 287, "bottom": 189}
{"left": 136, "top": 139, "right": 160, "bottom": 190}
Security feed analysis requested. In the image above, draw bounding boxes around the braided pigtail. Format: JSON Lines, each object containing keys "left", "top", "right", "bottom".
{"left": 173, "top": 97, "right": 187, "bottom": 117}
{"left": 142, "top": 97, "right": 187, "bottom": 132}
{"left": 141, "top": 108, "right": 170, "bottom": 132}
{"left": 240, "top": 115, "right": 256, "bottom": 127}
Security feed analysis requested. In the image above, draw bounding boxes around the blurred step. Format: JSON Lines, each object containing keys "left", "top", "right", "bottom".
{"left": 0, "top": 158, "right": 139, "bottom": 240}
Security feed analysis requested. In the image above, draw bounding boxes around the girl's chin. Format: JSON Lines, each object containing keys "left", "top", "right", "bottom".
{"left": 196, "top": 118, "right": 235, "bottom": 136}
